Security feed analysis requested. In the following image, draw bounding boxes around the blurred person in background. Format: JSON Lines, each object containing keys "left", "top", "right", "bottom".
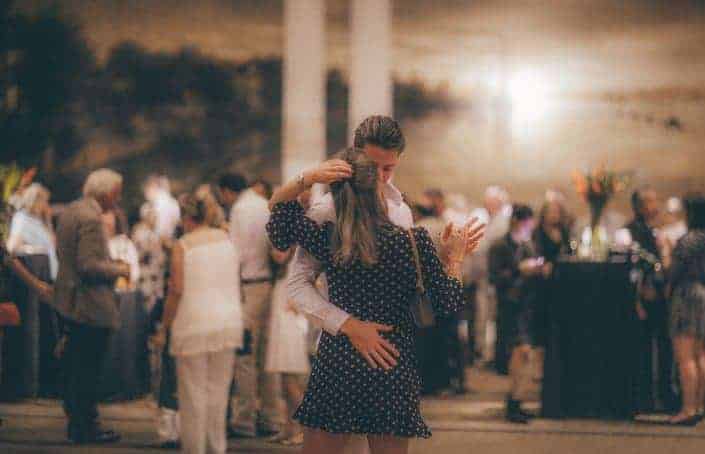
{"left": 53, "top": 169, "right": 130, "bottom": 444}
{"left": 102, "top": 210, "right": 140, "bottom": 292}
{"left": 195, "top": 184, "right": 228, "bottom": 230}
{"left": 667, "top": 194, "right": 705, "bottom": 425}
{"left": 415, "top": 189, "right": 468, "bottom": 394}
{"left": 6, "top": 183, "right": 58, "bottom": 281}
{"left": 627, "top": 187, "right": 676, "bottom": 412}
{"left": 663, "top": 196, "right": 688, "bottom": 246}
{"left": 468, "top": 186, "right": 511, "bottom": 370}
{"left": 252, "top": 179, "right": 274, "bottom": 201}
{"left": 533, "top": 194, "right": 572, "bottom": 352}
{"left": 489, "top": 205, "right": 549, "bottom": 424}
{"left": 144, "top": 176, "right": 181, "bottom": 241}
{"left": 152, "top": 193, "right": 243, "bottom": 454}
{"left": 264, "top": 189, "right": 313, "bottom": 446}
{"left": 132, "top": 203, "right": 166, "bottom": 314}
{"left": 219, "top": 173, "right": 282, "bottom": 438}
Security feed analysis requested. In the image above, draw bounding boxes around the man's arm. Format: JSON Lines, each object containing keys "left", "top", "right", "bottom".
{"left": 77, "top": 216, "right": 129, "bottom": 282}
{"left": 287, "top": 195, "right": 351, "bottom": 335}
{"left": 288, "top": 246, "right": 350, "bottom": 335}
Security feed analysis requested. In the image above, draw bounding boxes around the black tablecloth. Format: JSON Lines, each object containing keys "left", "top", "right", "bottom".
{"left": 100, "top": 291, "right": 150, "bottom": 401}
{"left": 541, "top": 260, "right": 640, "bottom": 419}
{"left": 1, "top": 254, "right": 61, "bottom": 399}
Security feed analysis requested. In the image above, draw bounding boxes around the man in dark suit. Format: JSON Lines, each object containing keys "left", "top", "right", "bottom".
{"left": 53, "top": 169, "right": 131, "bottom": 444}
{"left": 627, "top": 187, "right": 676, "bottom": 412}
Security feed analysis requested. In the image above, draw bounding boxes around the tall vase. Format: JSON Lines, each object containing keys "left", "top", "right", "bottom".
{"left": 589, "top": 202, "right": 609, "bottom": 261}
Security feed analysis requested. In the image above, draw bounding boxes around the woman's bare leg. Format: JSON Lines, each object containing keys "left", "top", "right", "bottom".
{"left": 694, "top": 341, "right": 705, "bottom": 414}
{"left": 301, "top": 428, "right": 350, "bottom": 454}
{"left": 282, "top": 374, "right": 305, "bottom": 438}
{"left": 368, "top": 435, "right": 410, "bottom": 454}
{"left": 672, "top": 336, "right": 698, "bottom": 421}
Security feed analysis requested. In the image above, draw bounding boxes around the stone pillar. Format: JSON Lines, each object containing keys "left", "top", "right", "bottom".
{"left": 282, "top": 0, "right": 326, "bottom": 181}
{"left": 348, "top": 0, "right": 393, "bottom": 143}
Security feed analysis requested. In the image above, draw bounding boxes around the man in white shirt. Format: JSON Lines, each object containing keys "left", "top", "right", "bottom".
{"left": 218, "top": 173, "right": 281, "bottom": 437}
{"left": 144, "top": 176, "right": 180, "bottom": 241}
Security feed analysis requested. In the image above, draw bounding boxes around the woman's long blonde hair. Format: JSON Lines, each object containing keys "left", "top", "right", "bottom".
{"left": 330, "top": 148, "right": 390, "bottom": 267}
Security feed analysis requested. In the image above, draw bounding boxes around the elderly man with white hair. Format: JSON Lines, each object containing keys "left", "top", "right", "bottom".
{"left": 53, "top": 168, "right": 131, "bottom": 445}
{"left": 467, "top": 186, "right": 512, "bottom": 368}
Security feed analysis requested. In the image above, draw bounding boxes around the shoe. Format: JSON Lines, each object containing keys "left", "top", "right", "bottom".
{"left": 70, "top": 429, "right": 121, "bottom": 444}
{"left": 668, "top": 414, "right": 701, "bottom": 427}
{"left": 257, "top": 426, "right": 280, "bottom": 438}
{"left": 281, "top": 432, "right": 304, "bottom": 446}
{"left": 160, "top": 440, "right": 181, "bottom": 449}
{"left": 506, "top": 398, "right": 530, "bottom": 424}
{"left": 228, "top": 427, "right": 256, "bottom": 439}
{"left": 517, "top": 408, "right": 536, "bottom": 419}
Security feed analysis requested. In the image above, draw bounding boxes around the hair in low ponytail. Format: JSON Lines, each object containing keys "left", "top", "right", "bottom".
{"left": 330, "top": 148, "right": 390, "bottom": 266}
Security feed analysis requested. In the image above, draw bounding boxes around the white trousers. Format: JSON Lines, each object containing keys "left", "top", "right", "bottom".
{"left": 176, "top": 349, "right": 235, "bottom": 454}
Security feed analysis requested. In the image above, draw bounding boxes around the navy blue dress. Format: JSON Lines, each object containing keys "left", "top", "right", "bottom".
{"left": 266, "top": 201, "right": 465, "bottom": 438}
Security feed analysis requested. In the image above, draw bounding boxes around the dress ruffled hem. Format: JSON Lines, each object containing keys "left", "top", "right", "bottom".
{"left": 293, "top": 407, "right": 432, "bottom": 439}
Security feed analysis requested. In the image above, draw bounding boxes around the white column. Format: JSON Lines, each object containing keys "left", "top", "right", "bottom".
{"left": 348, "top": 0, "right": 392, "bottom": 143}
{"left": 282, "top": 0, "right": 326, "bottom": 181}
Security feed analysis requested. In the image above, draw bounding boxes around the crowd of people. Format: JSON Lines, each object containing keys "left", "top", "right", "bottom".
{"left": 1, "top": 114, "right": 705, "bottom": 453}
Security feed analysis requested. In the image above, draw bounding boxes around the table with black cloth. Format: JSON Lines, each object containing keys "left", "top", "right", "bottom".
{"left": 99, "top": 290, "right": 150, "bottom": 401}
{"left": 541, "top": 259, "right": 640, "bottom": 419}
{"left": 0, "top": 254, "right": 62, "bottom": 400}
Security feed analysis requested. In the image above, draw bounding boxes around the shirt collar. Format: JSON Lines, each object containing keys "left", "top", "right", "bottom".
{"left": 382, "top": 181, "right": 404, "bottom": 206}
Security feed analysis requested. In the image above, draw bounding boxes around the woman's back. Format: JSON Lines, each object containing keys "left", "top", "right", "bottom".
{"left": 170, "top": 227, "right": 243, "bottom": 356}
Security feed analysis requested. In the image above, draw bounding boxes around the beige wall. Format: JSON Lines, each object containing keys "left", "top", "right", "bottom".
{"left": 395, "top": 95, "right": 705, "bottom": 215}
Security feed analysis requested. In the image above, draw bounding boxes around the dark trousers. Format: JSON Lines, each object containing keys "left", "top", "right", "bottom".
{"left": 636, "top": 300, "right": 676, "bottom": 412}
{"left": 158, "top": 333, "right": 178, "bottom": 411}
{"left": 62, "top": 322, "right": 111, "bottom": 435}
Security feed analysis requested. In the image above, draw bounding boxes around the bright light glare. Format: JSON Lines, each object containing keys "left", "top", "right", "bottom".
{"left": 508, "top": 68, "right": 552, "bottom": 126}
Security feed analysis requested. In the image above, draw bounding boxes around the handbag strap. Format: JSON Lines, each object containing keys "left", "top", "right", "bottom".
{"left": 407, "top": 229, "right": 426, "bottom": 294}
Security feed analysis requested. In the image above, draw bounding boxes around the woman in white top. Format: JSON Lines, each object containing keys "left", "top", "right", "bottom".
{"left": 6, "top": 183, "right": 58, "bottom": 281}
{"left": 154, "top": 193, "right": 243, "bottom": 454}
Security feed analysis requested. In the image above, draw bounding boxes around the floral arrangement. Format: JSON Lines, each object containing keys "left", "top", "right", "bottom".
{"left": 572, "top": 167, "right": 631, "bottom": 229}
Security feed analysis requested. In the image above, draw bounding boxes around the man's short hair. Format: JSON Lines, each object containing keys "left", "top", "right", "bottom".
{"left": 511, "top": 204, "right": 534, "bottom": 222}
{"left": 353, "top": 115, "right": 406, "bottom": 153}
{"left": 83, "top": 169, "right": 123, "bottom": 199}
{"left": 631, "top": 187, "right": 654, "bottom": 216}
{"left": 218, "top": 173, "right": 248, "bottom": 193}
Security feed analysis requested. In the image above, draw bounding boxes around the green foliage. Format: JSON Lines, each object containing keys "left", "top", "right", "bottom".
{"left": 0, "top": 162, "right": 23, "bottom": 241}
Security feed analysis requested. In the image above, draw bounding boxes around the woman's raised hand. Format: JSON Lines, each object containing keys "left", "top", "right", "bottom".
{"left": 307, "top": 159, "right": 353, "bottom": 185}
{"left": 440, "top": 222, "right": 469, "bottom": 263}
{"left": 440, "top": 217, "right": 486, "bottom": 262}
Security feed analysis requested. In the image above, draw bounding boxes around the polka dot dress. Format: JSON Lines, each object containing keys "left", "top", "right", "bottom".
{"left": 266, "top": 201, "right": 465, "bottom": 438}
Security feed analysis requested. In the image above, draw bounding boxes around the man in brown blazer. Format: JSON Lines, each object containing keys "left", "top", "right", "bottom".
{"left": 54, "top": 169, "right": 130, "bottom": 444}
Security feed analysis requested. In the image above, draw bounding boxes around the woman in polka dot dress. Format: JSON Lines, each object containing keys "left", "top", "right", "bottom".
{"left": 266, "top": 149, "right": 484, "bottom": 454}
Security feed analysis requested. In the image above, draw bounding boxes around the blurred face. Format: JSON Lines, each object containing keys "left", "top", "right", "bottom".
{"left": 218, "top": 187, "right": 237, "bottom": 207}
{"left": 544, "top": 202, "right": 562, "bottom": 227}
{"left": 363, "top": 144, "right": 400, "bottom": 184}
{"left": 99, "top": 184, "right": 122, "bottom": 212}
{"left": 513, "top": 218, "right": 536, "bottom": 242}
{"left": 484, "top": 195, "right": 503, "bottom": 217}
{"left": 640, "top": 190, "right": 660, "bottom": 221}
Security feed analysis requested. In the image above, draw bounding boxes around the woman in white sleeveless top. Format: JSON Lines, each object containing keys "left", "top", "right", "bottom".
{"left": 154, "top": 193, "right": 243, "bottom": 454}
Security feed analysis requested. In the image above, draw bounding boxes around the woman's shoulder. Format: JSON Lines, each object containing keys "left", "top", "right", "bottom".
{"left": 180, "top": 227, "right": 230, "bottom": 249}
